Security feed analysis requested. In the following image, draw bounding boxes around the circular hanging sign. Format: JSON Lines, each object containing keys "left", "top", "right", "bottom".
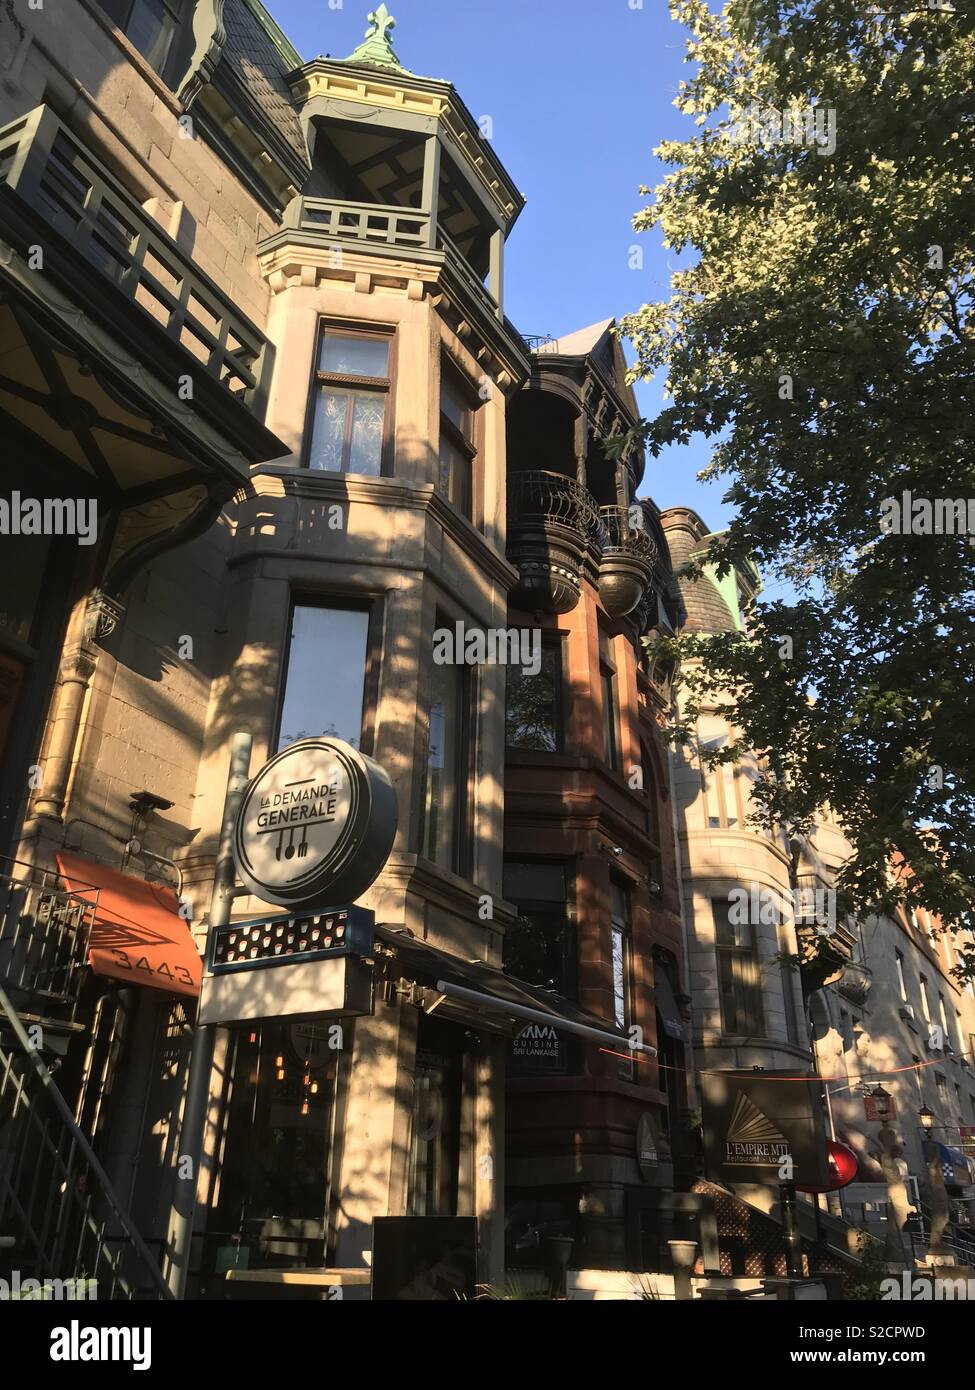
{"left": 794, "top": 1139, "right": 859, "bottom": 1194}
{"left": 233, "top": 737, "right": 397, "bottom": 908}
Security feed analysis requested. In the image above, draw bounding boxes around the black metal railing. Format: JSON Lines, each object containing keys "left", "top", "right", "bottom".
{"left": 0, "top": 105, "right": 271, "bottom": 407}
{"left": 509, "top": 470, "right": 604, "bottom": 546}
{"left": 0, "top": 860, "right": 95, "bottom": 1023}
{"left": 0, "top": 992, "right": 171, "bottom": 1299}
{"left": 598, "top": 504, "right": 659, "bottom": 567}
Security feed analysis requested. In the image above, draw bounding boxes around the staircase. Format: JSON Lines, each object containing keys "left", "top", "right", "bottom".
{"left": 0, "top": 860, "right": 171, "bottom": 1299}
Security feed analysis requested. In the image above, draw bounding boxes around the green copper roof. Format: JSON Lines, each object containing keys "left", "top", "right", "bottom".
{"left": 342, "top": 5, "right": 411, "bottom": 73}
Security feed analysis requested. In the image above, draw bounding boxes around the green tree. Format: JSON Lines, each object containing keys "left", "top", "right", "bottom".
{"left": 622, "top": 0, "right": 975, "bottom": 946}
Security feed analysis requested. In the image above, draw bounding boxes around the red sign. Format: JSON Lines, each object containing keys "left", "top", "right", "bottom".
{"left": 864, "top": 1093, "right": 897, "bottom": 1122}
{"left": 795, "top": 1140, "right": 859, "bottom": 1194}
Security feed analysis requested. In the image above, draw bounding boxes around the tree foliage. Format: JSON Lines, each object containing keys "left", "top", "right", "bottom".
{"left": 622, "top": 0, "right": 975, "bottom": 940}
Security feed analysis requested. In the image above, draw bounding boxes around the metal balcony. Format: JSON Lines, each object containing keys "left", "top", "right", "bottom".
{"left": 507, "top": 470, "right": 604, "bottom": 614}
{"left": 0, "top": 105, "right": 272, "bottom": 409}
{"left": 597, "top": 505, "right": 659, "bottom": 618}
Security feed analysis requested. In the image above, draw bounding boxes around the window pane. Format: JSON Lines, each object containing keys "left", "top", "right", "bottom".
{"left": 441, "top": 381, "right": 470, "bottom": 436}
{"left": 505, "top": 910, "right": 569, "bottom": 994}
{"left": 505, "top": 645, "right": 560, "bottom": 750}
{"left": 612, "top": 927, "right": 627, "bottom": 1029}
{"left": 320, "top": 334, "right": 388, "bottom": 378}
{"left": 277, "top": 606, "right": 368, "bottom": 750}
{"left": 437, "top": 434, "right": 471, "bottom": 514}
{"left": 309, "top": 390, "right": 348, "bottom": 472}
{"left": 503, "top": 861, "right": 565, "bottom": 904}
{"left": 349, "top": 393, "right": 385, "bottom": 475}
{"left": 601, "top": 666, "right": 619, "bottom": 769}
{"left": 127, "top": 0, "right": 175, "bottom": 74}
{"left": 422, "top": 664, "right": 462, "bottom": 867}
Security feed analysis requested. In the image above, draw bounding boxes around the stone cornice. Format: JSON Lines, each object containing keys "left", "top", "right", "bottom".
{"left": 256, "top": 234, "right": 530, "bottom": 392}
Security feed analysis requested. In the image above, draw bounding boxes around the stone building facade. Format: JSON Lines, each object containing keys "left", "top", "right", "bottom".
{"left": 0, "top": 1, "right": 683, "bottom": 1297}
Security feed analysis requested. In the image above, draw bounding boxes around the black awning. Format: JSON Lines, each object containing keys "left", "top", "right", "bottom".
{"left": 376, "top": 927, "right": 655, "bottom": 1056}
{"left": 653, "top": 966, "right": 686, "bottom": 1042}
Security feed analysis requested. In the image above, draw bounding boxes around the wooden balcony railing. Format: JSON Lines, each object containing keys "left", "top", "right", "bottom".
{"left": 287, "top": 196, "right": 432, "bottom": 248}
{"left": 0, "top": 106, "right": 271, "bottom": 408}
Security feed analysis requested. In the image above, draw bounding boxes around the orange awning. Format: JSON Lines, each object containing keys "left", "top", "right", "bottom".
{"left": 56, "top": 852, "right": 201, "bottom": 998}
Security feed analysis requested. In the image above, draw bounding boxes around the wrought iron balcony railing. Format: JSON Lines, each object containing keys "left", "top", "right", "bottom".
{"left": 0, "top": 105, "right": 271, "bottom": 407}
{"left": 509, "top": 470, "right": 604, "bottom": 544}
{"left": 506, "top": 470, "right": 604, "bottom": 613}
{"left": 599, "top": 505, "right": 660, "bottom": 566}
{"left": 596, "top": 505, "right": 659, "bottom": 618}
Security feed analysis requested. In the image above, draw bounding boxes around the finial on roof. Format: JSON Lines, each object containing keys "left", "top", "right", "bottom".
{"left": 343, "top": 5, "right": 409, "bottom": 71}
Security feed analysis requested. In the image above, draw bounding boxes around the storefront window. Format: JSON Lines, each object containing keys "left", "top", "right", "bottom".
{"left": 214, "top": 1023, "right": 337, "bottom": 1271}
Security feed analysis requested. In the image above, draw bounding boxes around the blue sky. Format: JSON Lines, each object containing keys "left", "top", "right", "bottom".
{"left": 265, "top": 0, "right": 732, "bottom": 530}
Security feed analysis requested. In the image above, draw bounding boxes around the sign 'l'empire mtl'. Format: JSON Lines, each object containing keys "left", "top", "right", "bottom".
{"left": 233, "top": 737, "right": 398, "bottom": 909}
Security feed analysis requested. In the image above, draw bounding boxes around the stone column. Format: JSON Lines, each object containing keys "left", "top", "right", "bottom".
{"left": 31, "top": 642, "right": 98, "bottom": 821}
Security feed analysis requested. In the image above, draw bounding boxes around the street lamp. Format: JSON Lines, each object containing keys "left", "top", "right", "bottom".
{"left": 871, "top": 1085, "right": 894, "bottom": 1122}
{"left": 918, "top": 1106, "right": 936, "bottom": 1132}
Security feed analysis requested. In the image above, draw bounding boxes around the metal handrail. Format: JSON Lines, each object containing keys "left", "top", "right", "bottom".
{"left": 0, "top": 988, "right": 172, "bottom": 1299}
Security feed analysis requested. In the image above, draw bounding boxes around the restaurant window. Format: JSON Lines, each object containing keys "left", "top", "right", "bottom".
{"left": 276, "top": 603, "right": 370, "bottom": 750}
{"left": 421, "top": 657, "right": 469, "bottom": 873}
{"left": 214, "top": 1023, "right": 337, "bottom": 1271}
{"left": 438, "top": 366, "right": 477, "bottom": 518}
{"left": 505, "top": 639, "right": 564, "bottom": 752}
{"left": 96, "top": 0, "right": 183, "bottom": 77}
{"left": 919, "top": 974, "right": 932, "bottom": 1023}
{"left": 895, "top": 949, "right": 908, "bottom": 1003}
{"left": 611, "top": 880, "right": 634, "bottom": 1080}
{"left": 503, "top": 860, "right": 574, "bottom": 997}
{"left": 713, "top": 898, "right": 765, "bottom": 1037}
{"left": 308, "top": 327, "right": 392, "bottom": 476}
